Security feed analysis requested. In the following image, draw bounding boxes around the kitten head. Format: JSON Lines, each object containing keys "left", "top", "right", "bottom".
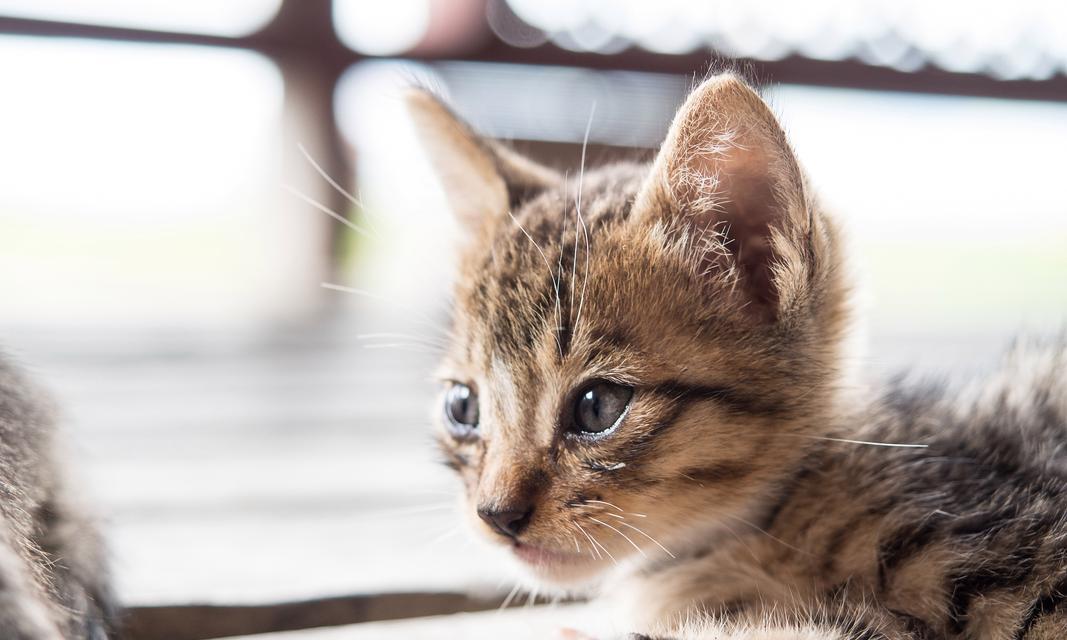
{"left": 408, "top": 74, "right": 849, "bottom": 588}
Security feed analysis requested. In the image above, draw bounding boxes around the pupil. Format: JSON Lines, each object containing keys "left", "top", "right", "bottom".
{"left": 572, "top": 382, "right": 632, "bottom": 434}
{"left": 587, "top": 391, "right": 600, "bottom": 421}
{"left": 446, "top": 384, "right": 477, "bottom": 429}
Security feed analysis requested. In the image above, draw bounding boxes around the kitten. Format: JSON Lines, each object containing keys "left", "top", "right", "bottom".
{"left": 0, "top": 354, "right": 114, "bottom": 639}
{"left": 407, "top": 73, "right": 1067, "bottom": 639}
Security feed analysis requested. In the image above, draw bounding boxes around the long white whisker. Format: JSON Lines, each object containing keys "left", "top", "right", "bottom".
{"left": 719, "top": 519, "right": 760, "bottom": 562}
{"left": 283, "top": 184, "right": 374, "bottom": 238}
{"left": 575, "top": 521, "right": 616, "bottom": 565}
{"left": 575, "top": 523, "right": 602, "bottom": 560}
{"left": 362, "top": 343, "right": 441, "bottom": 354}
{"left": 590, "top": 517, "right": 646, "bottom": 557}
{"left": 498, "top": 583, "right": 522, "bottom": 611}
{"left": 789, "top": 435, "right": 929, "bottom": 448}
{"left": 557, "top": 206, "right": 567, "bottom": 333}
{"left": 583, "top": 499, "right": 623, "bottom": 512}
{"left": 321, "top": 283, "right": 444, "bottom": 331}
{"left": 320, "top": 282, "right": 385, "bottom": 299}
{"left": 572, "top": 102, "right": 596, "bottom": 337}
{"left": 725, "top": 514, "right": 811, "bottom": 556}
{"left": 296, "top": 143, "right": 364, "bottom": 209}
{"left": 615, "top": 521, "right": 675, "bottom": 559}
{"left": 507, "top": 210, "right": 563, "bottom": 357}
{"left": 295, "top": 142, "right": 379, "bottom": 235}
{"left": 569, "top": 203, "right": 578, "bottom": 326}
{"left": 588, "top": 532, "right": 617, "bottom": 565}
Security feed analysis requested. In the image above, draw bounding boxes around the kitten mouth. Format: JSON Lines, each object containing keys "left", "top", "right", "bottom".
{"left": 511, "top": 543, "right": 579, "bottom": 568}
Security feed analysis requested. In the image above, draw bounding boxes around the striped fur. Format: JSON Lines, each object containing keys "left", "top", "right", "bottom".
{"left": 408, "top": 74, "right": 1067, "bottom": 638}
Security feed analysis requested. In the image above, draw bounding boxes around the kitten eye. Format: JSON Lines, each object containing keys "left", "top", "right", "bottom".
{"left": 444, "top": 383, "right": 479, "bottom": 437}
{"left": 571, "top": 381, "right": 633, "bottom": 435}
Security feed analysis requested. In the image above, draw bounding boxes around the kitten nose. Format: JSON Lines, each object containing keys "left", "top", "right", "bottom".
{"left": 477, "top": 505, "right": 532, "bottom": 539}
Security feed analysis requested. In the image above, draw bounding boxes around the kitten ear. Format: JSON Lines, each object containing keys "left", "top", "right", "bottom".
{"left": 636, "top": 74, "right": 814, "bottom": 321}
{"left": 405, "top": 89, "right": 559, "bottom": 230}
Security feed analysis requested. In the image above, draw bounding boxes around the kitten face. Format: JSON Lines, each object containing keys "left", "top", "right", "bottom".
{"left": 409, "top": 75, "right": 849, "bottom": 588}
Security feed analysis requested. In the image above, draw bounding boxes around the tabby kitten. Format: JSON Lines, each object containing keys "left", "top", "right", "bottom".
{"left": 408, "top": 74, "right": 1067, "bottom": 639}
{"left": 0, "top": 354, "right": 114, "bottom": 639}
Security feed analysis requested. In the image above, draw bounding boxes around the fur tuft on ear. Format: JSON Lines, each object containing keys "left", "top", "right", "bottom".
{"left": 635, "top": 74, "right": 821, "bottom": 322}
{"left": 405, "top": 89, "right": 559, "bottom": 231}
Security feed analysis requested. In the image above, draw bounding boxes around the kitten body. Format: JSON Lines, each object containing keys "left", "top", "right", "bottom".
{"left": 0, "top": 355, "right": 114, "bottom": 639}
{"left": 408, "top": 75, "right": 1067, "bottom": 638}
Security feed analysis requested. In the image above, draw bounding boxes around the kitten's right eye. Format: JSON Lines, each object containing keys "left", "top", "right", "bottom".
{"left": 569, "top": 380, "right": 633, "bottom": 436}
{"left": 444, "top": 383, "right": 479, "bottom": 438}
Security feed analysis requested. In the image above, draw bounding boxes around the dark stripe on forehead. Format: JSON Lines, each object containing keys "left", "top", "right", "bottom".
{"left": 472, "top": 165, "right": 644, "bottom": 362}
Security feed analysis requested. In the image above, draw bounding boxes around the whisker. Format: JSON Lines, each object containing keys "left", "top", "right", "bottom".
{"left": 569, "top": 200, "right": 578, "bottom": 326}
{"left": 583, "top": 499, "right": 623, "bottom": 512}
{"left": 719, "top": 518, "right": 760, "bottom": 563}
{"left": 295, "top": 142, "right": 380, "bottom": 235}
{"left": 296, "top": 144, "right": 366, "bottom": 209}
{"left": 498, "top": 583, "right": 522, "bottom": 611}
{"left": 615, "top": 521, "right": 675, "bottom": 559}
{"left": 507, "top": 210, "right": 563, "bottom": 357}
{"left": 589, "top": 517, "right": 646, "bottom": 558}
{"left": 590, "top": 536, "right": 617, "bottom": 565}
{"left": 574, "top": 522, "right": 603, "bottom": 561}
{"left": 283, "top": 184, "right": 374, "bottom": 238}
{"left": 572, "top": 102, "right": 596, "bottom": 337}
{"left": 362, "top": 342, "right": 441, "bottom": 354}
{"left": 786, "top": 435, "right": 929, "bottom": 449}
{"left": 578, "top": 523, "right": 617, "bottom": 565}
{"left": 320, "top": 282, "right": 387, "bottom": 301}
{"left": 725, "top": 514, "right": 811, "bottom": 556}
{"left": 357, "top": 333, "right": 448, "bottom": 351}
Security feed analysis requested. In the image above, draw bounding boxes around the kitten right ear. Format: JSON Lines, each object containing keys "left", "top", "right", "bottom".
{"left": 405, "top": 89, "right": 558, "bottom": 230}
{"left": 635, "top": 74, "right": 818, "bottom": 322}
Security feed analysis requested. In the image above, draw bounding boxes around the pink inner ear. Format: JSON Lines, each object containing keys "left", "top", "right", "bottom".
{"left": 685, "top": 144, "right": 783, "bottom": 321}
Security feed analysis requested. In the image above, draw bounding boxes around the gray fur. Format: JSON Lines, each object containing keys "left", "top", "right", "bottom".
{"left": 0, "top": 354, "right": 114, "bottom": 639}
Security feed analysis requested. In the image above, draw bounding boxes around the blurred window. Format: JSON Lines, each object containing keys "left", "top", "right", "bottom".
{"left": 0, "top": 36, "right": 324, "bottom": 328}
{"left": 338, "top": 60, "right": 1067, "bottom": 373}
{"left": 333, "top": 0, "right": 432, "bottom": 55}
{"left": 504, "top": 0, "right": 1067, "bottom": 79}
{"left": 0, "top": 0, "right": 281, "bottom": 36}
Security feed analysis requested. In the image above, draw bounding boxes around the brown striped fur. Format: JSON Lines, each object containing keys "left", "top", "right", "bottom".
{"left": 408, "top": 74, "right": 1067, "bottom": 639}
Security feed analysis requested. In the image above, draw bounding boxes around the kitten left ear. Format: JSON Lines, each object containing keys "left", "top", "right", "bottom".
{"left": 635, "top": 74, "right": 818, "bottom": 322}
{"left": 405, "top": 89, "right": 559, "bottom": 231}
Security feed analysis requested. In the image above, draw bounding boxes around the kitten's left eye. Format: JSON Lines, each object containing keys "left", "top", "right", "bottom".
{"left": 570, "top": 381, "right": 633, "bottom": 435}
{"left": 444, "top": 383, "right": 479, "bottom": 437}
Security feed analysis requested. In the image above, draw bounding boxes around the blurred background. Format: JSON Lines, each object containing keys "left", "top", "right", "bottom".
{"left": 1, "top": 1, "right": 1065, "bottom": 638}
